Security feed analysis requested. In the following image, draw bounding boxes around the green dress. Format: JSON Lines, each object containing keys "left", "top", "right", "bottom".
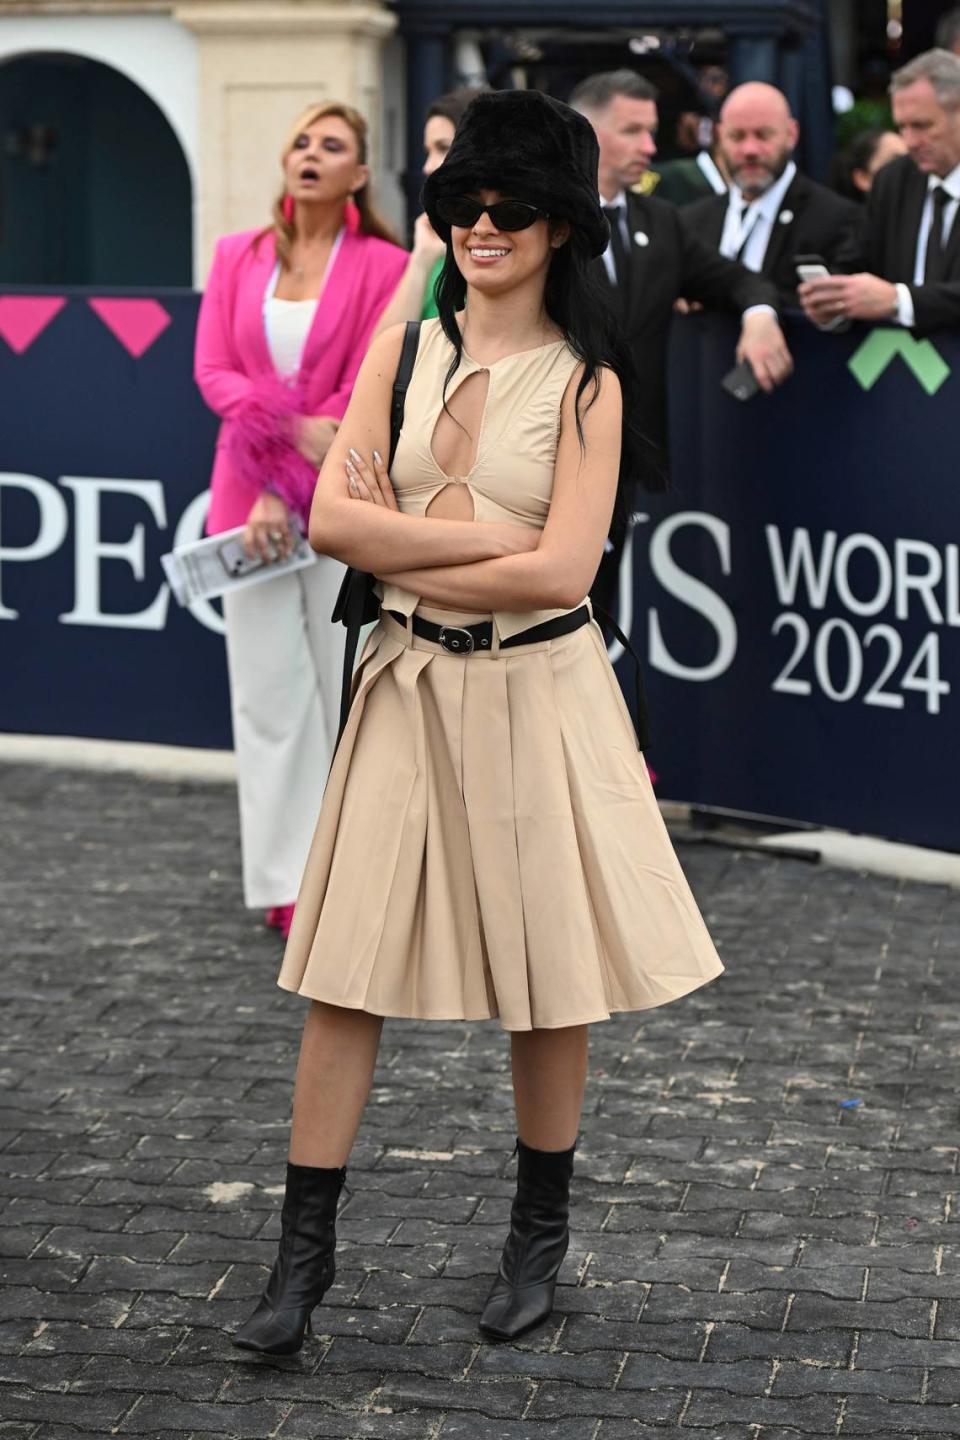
{"left": 421, "top": 257, "right": 443, "bottom": 320}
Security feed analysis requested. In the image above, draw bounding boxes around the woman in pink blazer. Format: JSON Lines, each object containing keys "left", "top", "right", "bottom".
{"left": 195, "top": 101, "right": 406, "bottom": 937}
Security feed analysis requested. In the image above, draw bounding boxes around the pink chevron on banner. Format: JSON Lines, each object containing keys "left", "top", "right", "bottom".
{"left": 0, "top": 296, "right": 67, "bottom": 353}
{"left": 87, "top": 298, "right": 172, "bottom": 358}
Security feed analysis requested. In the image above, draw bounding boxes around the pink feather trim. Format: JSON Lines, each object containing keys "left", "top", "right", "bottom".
{"left": 228, "top": 374, "right": 318, "bottom": 522}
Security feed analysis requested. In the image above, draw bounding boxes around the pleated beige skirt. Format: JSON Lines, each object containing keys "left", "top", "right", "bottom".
{"left": 278, "top": 606, "right": 724, "bottom": 1031}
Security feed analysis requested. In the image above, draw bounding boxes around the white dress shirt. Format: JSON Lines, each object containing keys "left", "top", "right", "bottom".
{"left": 719, "top": 160, "right": 798, "bottom": 272}
{"left": 262, "top": 230, "right": 344, "bottom": 376}
{"left": 599, "top": 190, "right": 629, "bottom": 286}
{"left": 894, "top": 162, "right": 960, "bottom": 328}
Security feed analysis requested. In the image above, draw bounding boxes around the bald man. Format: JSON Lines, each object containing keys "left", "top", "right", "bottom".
{"left": 683, "top": 82, "right": 865, "bottom": 304}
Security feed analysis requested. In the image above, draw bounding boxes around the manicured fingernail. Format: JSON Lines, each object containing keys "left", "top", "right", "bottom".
{"left": 349, "top": 477, "right": 358, "bottom": 491}
{"left": 373, "top": 450, "right": 383, "bottom": 466}
{"left": 348, "top": 448, "right": 362, "bottom": 463}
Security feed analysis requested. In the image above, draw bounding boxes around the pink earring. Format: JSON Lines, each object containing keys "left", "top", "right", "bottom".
{"left": 344, "top": 196, "right": 360, "bottom": 233}
{"left": 282, "top": 193, "right": 294, "bottom": 223}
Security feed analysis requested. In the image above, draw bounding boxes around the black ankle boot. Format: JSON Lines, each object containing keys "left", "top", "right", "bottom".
{"left": 233, "top": 1161, "right": 345, "bottom": 1355}
{"left": 479, "top": 1138, "right": 575, "bottom": 1341}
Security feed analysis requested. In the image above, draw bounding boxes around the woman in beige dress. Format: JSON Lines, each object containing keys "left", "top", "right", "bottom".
{"left": 233, "top": 89, "right": 724, "bottom": 1358}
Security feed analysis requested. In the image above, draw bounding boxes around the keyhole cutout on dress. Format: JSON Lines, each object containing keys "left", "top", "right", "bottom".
{"left": 426, "top": 368, "right": 490, "bottom": 521}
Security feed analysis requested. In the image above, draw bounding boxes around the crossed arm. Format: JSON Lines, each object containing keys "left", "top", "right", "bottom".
{"left": 309, "top": 325, "right": 623, "bottom": 612}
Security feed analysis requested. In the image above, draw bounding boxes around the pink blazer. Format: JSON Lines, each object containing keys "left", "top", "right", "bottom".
{"left": 195, "top": 226, "right": 407, "bottom": 533}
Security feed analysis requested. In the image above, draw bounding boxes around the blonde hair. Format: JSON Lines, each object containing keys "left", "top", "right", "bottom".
{"left": 266, "top": 101, "right": 396, "bottom": 267}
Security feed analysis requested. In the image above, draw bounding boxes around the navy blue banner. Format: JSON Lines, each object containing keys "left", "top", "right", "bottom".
{"left": 624, "top": 314, "right": 958, "bottom": 851}
{"left": 0, "top": 289, "right": 227, "bottom": 747}
{"left": 1, "top": 287, "right": 957, "bottom": 849}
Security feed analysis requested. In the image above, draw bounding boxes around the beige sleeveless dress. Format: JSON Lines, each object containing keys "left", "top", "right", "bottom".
{"left": 278, "top": 319, "right": 723, "bottom": 1030}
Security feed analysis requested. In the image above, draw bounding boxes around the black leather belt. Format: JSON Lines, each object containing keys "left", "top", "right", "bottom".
{"left": 386, "top": 605, "right": 591, "bottom": 654}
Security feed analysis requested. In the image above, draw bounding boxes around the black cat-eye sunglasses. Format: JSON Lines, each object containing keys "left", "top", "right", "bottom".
{"left": 434, "top": 197, "right": 550, "bottom": 231}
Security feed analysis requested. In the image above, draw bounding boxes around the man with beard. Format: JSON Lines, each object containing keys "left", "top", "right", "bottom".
{"left": 800, "top": 50, "right": 960, "bottom": 335}
{"left": 683, "top": 82, "right": 865, "bottom": 306}
{"left": 569, "top": 70, "right": 792, "bottom": 617}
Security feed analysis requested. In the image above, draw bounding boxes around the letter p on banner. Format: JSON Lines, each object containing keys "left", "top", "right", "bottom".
{"left": 0, "top": 474, "right": 69, "bottom": 621}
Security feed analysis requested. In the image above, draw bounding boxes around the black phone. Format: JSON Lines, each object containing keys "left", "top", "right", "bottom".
{"left": 720, "top": 359, "right": 760, "bottom": 403}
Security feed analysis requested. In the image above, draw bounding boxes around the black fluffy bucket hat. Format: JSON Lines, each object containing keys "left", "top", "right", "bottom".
{"left": 421, "top": 89, "right": 608, "bottom": 259}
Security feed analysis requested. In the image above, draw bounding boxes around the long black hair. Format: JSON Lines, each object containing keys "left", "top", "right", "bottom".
{"left": 828, "top": 127, "right": 889, "bottom": 203}
{"left": 433, "top": 221, "right": 665, "bottom": 515}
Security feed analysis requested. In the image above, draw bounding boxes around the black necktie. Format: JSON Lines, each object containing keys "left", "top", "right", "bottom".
{"left": 924, "top": 185, "right": 951, "bottom": 284}
{"left": 602, "top": 204, "right": 631, "bottom": 298}
{"left": 732, "top": 198, "right": 761, "bottom": 261}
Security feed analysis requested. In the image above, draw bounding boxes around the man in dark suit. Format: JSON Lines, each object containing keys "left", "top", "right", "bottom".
{"left": 683, "top": 82, "right": 866, "bottom": 305}
{"left": 569, "top": 70, "right": 793, "bottom": 615}
{"left": 800, "top": 50, "right": 960, "bottom": 335}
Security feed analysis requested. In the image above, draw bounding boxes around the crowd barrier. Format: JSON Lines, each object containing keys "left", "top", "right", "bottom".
{"left": 1, "top": 287, "right": 956, "bottom": 849}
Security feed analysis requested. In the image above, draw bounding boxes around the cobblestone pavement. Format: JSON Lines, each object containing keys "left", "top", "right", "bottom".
{"left": 2, "top": 762, "right": 959, "bottom": 1440}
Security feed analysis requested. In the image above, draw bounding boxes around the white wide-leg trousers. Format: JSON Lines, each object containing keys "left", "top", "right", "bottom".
{"left": 222, "top": 556, "right": 346, "bottom": 909}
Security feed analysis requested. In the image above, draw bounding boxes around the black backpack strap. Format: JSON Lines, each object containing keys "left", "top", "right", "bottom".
{"left": 389, "top": 320, "right": 421, "bottom": 465}
{"left": 332, "top": 321, "right": 422, "bottom": 751}
{"left": 592, "top": 605, "right": 651, "bottom": 752}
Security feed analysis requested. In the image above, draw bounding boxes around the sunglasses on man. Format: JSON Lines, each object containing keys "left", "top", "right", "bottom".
{"left": 435, "top": 197, "right": 551, "bottom": 231}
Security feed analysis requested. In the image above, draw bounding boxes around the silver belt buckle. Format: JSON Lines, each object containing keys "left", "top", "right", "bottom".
{"left": 438, "top": 625, "right": 474, "bottom": 654}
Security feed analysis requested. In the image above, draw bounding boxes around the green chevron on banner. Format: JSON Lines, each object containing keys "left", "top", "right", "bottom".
{"left": 848, "top": 328, "right": 950, "bottom": 395}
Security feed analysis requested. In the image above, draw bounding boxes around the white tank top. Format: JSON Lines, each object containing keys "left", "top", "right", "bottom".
{"left": 262, "top": 230, "right": 344, "bottom": 378}
{"left": 265, "top": 296, "right": 317, "bottom": 378}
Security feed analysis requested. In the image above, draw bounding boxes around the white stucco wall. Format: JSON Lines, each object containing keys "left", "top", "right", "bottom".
{"left": 0, "top": 12, "right": 199, "bottom": 273}
{"left": 378, "top": 30, "right": 407, "bottom": 234}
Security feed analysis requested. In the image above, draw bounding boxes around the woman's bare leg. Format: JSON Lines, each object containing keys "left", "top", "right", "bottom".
{"left": 510, "top": 1024, "right": 588, "bottom": 1151}
{"left": 289, "top": 1001, "right": 384, "bottom": 1167}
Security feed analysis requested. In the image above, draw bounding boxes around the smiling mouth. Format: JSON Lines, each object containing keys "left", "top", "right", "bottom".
{"left": 468, "top": 247, "right": 510, "bottom": 258}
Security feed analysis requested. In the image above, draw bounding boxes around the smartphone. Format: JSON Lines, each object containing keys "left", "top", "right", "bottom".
{"left": 721, "top": 359, "right": 760, "bottom": 402}
{"left": 794, "top": 252, "right": 830, "bottom": 285}
{"left": 794, "top": 253, "right": 850, "bottom": 331}
{"left": 218, "top": 535, "right": 266, "bottom": 579}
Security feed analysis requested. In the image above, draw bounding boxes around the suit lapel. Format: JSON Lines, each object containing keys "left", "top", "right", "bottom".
{"left": 298, "top": 226, "right": 352, "bottom": 376}
{"left": 943, "top": 185, "right": 960, "bottom": 274}
{"left": 903, "top": 165, "right": 929, "bottom": 276}
{"left": 761, "top": 174, "right": 804, "bottom": 279}
{"left": 702, "top": 197, "right": 725, "bottom": 252}
{"left": 593, "top": 196, "right": 649, "bottom": 323}
{"left": 240, "top": 232, "right": 277, "bottom": 376}
{"left": 625, "top": 192, "right": 656, "bottom": 325}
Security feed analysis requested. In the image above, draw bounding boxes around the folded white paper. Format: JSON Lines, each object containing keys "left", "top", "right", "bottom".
{"left": 161, "top": 520, "right": 317, "bottom": 606}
